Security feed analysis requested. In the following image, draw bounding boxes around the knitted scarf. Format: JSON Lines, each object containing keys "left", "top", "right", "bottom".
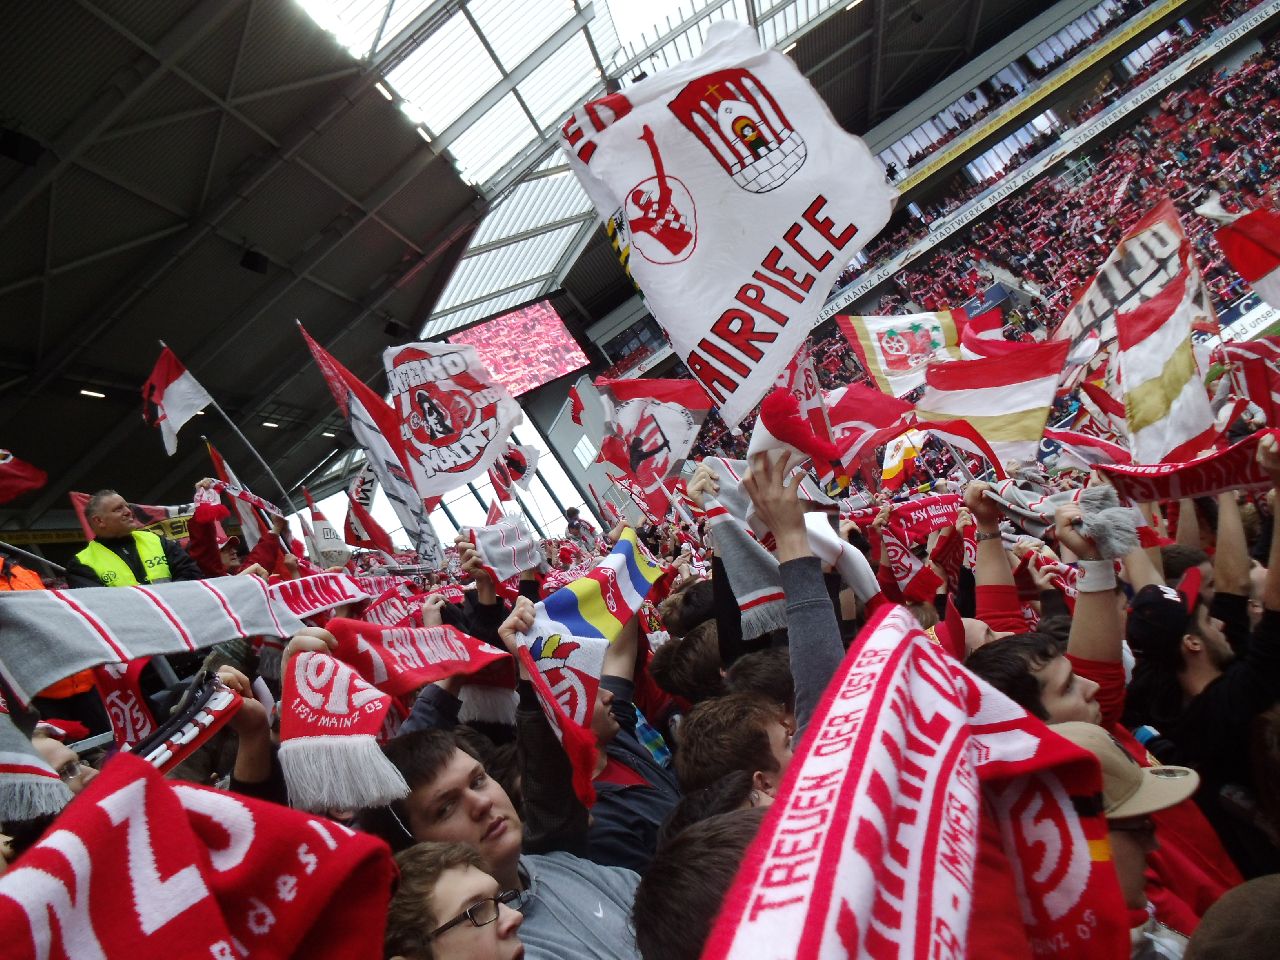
{"left": 0, "top": 689, "right": 72, "bottom": 821}
{"left": 1095, "top": 427, "right": 1278, "bottom": 501}
{"left": 702, "top": 605, "right": 1129, "bottom": 960}
{"left": 324, "top": 618, "right": 514, "bottom": 698}
{"left": 0, "top": 752, "right": 395, "bottom": 959}
{"left": 93, "top": 658, "right": 156, "bottom": 748}
{"left": 0, "top": 578, "right": 302, "bottom": 703}
{"left": 465, "top": 516, "right": 548, "bottom": 600}
{"left": 278, "top": 652, "right": 410, "bottom": 812}
{"left": 269, "top": 573, "right": 372, "bottom": 620}
{"left": 705, "top": 499, "right": 882, "bottom": 638}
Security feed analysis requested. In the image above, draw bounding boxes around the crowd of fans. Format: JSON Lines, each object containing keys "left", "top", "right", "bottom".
{"left": 883, "top": 0, "right": 1147, "bottom": 179}
{"left": 7, "top": 3, "right": 1280, "bottom": 959}
{"left": 835, "top": 0, "right": 1275, "bottom": 310}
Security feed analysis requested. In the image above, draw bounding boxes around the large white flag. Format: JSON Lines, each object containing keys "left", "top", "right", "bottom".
{"left": 560, "top": 21, "right": 895, "bottom": 426}
{"left": 383, "top": 342, "right": 523, "bottom": 499}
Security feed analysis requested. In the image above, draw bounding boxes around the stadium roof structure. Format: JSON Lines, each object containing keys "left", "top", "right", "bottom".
{"left": 421, "top": 0, "right": 1056, "bottom": 337}
{"left": 0, "top": 0, "right": 1063, "bottom": 534}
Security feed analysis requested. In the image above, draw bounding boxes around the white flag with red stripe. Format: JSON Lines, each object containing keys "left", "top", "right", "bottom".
{"left": 1213, "top": 206, "right": 1280, "bottom": 308}
{"left": 141, "top": 347, "right": 212, "bottom": 455}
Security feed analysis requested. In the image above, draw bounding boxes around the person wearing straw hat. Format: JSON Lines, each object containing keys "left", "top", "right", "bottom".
{"left": 1056, "top": 721, "right": 1201, "bottom": 958}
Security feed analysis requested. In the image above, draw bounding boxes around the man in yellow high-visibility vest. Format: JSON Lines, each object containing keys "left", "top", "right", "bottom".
{"left": 65, "top": 489, "right": 205, "bottom": 589}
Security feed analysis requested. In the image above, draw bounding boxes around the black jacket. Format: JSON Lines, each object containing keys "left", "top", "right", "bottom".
{"left": 587, "top": 675, "right": 682, "bottom": 874}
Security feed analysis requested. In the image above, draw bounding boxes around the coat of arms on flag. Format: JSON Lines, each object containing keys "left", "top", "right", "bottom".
{"left": 592, "top": 378, "right": 711, "bottom": 518}
{"left": 382, "top": 342, "right": 522, "bottom": 499}
{"left": 560, "top": 20, "right": 895, "bottom": 426}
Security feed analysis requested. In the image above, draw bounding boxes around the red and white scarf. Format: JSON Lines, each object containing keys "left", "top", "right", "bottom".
{"left": 703, "top": 605, "right": 1129, "bottom": 960}
{"left": 325, "top": 618, "right": 514, "bottom": 698}
{"left": 210, "top": 477, "right": 285, "bottom": 517}
{"left": 278, "top": 652, "right": 410, "bottom": 812}
{"left": 269, "top": 572, "right": 372, "bottom": 620}
{"left": 0, "top": 752, "right": 395, "bottom": 959}
{"left": 93, "top": 658, "right": 156, "bottom": 748}
{"left": 1096, "top": 427, "right": 1278, "bottom": 501}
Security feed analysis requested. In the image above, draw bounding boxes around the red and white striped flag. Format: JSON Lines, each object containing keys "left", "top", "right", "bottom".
{"left": 141, "top": 347, "right": 212, "bottom": 455}
{"left": 1043, "top": 428, "right": 1131, "bottom": 470}
{"left": 1116, "top": 271, "right": 1217, "bottom": 463}
{"left": 1213, "top": 206, "right": 1280, "bottom": 308}
{"left": 916, "top": 340, "right": 1070, "bottom": 468}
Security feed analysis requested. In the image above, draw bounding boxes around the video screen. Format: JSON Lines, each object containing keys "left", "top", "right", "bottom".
{"left": 449, "top": 299, "right": 589, "bottom": 398}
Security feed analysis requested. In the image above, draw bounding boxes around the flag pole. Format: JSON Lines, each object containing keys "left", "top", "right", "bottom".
{"left": 160, "top": 340, "right": 299, "bottom": 514}
{"left": 0, "top": 540, "right": 66, "bottom": 575}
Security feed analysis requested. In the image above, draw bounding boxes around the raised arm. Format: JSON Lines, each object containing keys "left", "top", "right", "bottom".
{"left": 1057, "top": 503, "right": 1123, "bottom": 664}
{"left": 743, "top": 451, "right": 843, "bottom": 737}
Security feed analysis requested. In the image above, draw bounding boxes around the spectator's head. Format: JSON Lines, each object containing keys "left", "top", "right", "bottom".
{"left": 965, "top": 631, "right": 1100, "bottom": 724}
{"left": 84, "top": 490, "right": 139, "bottom": 539}
{"left": 217, "top": 531, "right": 241, "bottom": 573}
{"left": 650, "top": 620, "right": 726, "bottom": 704}
{"left": 724, "top": 649, "right": 795, "bottom": 731}
{"left": 1126, "top": 584, "right": 1231, "bottom": 727}
{"left": 384, "top": 842, "right": 523, "bottom": 960}
{"left": 1160, "top": 544, "right": 1214, "bottom": 602}
{"left": 960, "top": 617, "right": 1017, "bottom": 653}
{"left": 633, "top": 807, "right": 766, "bottom": 960}
{"left": 565, "top": 507, "right": 580, "bottom": 523}
{"left": 31, "top": 731, "right": 97, "bottom": 794}
{"left": 658, "top": 578, "right": 714, "bottom": 638}
{"left": 363, "top": 730, "right": 523, "bottom": 887}
{"left": 658, "top": 769, "right": 770, "bottom": 848}
{"left": 1185, "top": 875, "right": 1280, "bottom": 960}
{"left": 675, "top": 693, "right": 793, "bottom": 795}
{"left": 590, "top": 683, "right": 620, "bottom": 746}
{"left": 1054, "top": 722, "right": 1198, "bottom": 911}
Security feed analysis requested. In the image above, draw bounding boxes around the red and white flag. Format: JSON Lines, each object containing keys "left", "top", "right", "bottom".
{"left": 0, "top": 450, "right": 46, "bottom": 504}
{"left": 560, "top": 20, "right": 895, "bottom": 425}
{"left": 594, "top": 377, "right": 711, "bottom": 519}
{"left": 826, "top": 383, "right": 913, "bottom": 469}
{"left": 141, "top": 347, "right": 212, "bottom": 455}
{"left": 303, "top": 488, "right": 352, "bottom": 568}
{"left": 837, "top": 310, "right": 964, "bottom": 397}
{"left": 344, "top": 463, "right": 397, "bottom": 556}
{"left": 1116, "top": 270, "right": 1218, "bottom": 463}
{"left": 383, "top": 341, "right": 522, "bottom": 500}
{"left": 301, "top": 325, "right": 442, "bottom": 569}
{"left": 1213, "top": 206, "right": 1280, "bottom": 308}
{"left": 916, "top": 339, "right": 1070, "bottom": 467}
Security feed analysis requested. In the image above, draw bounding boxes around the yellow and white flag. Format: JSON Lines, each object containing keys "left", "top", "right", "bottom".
{"left": 916, "top": 340, "right": 1070, "bottom": 469}
{"left": 1116, "top": 270, "right": 1217, "bottom": 463}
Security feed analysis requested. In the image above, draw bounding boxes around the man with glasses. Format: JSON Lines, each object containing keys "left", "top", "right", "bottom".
{"left": 384, "top": 841, "right": 524, "bottom": 960}
{"left": 29, "top": 730, "right": 97, "bottom": 794}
